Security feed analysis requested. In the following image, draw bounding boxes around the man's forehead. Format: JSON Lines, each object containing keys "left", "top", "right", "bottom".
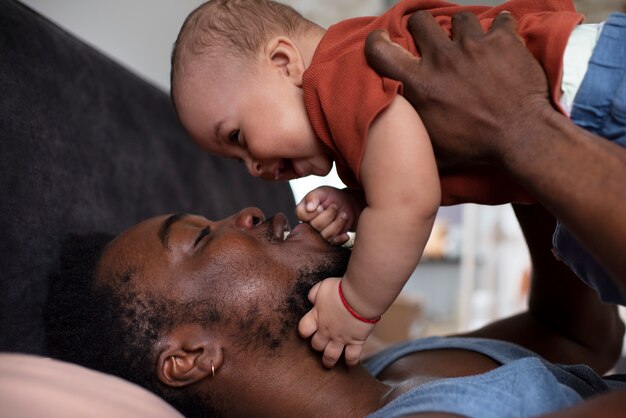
{"left": 115, "top": 215, "right": 167, "bottom": 245}
{"left": 97, "top": 215, "right": 168, "bottom": 273}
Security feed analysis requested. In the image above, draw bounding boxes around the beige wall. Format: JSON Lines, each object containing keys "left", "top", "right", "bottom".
{"left": 575, "top": 0, "right": 626, "bottom": 22}
{"left": 22, "top": 0, "right": 626, "bottom": 91}
{"left": 282, "top": 0, "right": 384, "bottom": 28}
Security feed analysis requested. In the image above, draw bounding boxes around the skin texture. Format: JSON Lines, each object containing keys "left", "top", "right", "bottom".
{"left": 95, "top": 205, "right": 623, "bottom": 417}
{"left": 364, "top": 10, "right": 626, "bottom": 295}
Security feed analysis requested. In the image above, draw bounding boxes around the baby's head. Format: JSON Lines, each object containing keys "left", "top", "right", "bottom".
{"left": 171, "top": 0, "right": 332, "bottom": 182}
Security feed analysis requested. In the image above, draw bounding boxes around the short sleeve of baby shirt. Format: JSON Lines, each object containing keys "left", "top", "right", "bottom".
{"left": 303, "top": 18, "right": 403, "bottom": 187}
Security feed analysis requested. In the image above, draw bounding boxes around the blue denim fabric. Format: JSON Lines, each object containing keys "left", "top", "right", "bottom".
{"left": 553, "top": 13, "right": 626, "bottom": 305}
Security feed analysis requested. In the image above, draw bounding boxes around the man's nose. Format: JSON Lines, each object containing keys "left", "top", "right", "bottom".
{"left": 233, "top": 207, "right": 265, "bottom": 229}
{"left": 245, "top": 158, "right": 263, "bottom": 177}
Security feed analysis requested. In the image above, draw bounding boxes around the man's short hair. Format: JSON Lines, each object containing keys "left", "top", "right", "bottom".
{"left": 44, "top": 233, "right": 217, "bottom": 417}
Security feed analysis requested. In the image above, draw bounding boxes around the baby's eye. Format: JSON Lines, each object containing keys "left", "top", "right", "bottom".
{"left": 228, "top": 129, "right": 241, "bottom": 145}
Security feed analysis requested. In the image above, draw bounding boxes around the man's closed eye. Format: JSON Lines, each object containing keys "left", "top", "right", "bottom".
{"left": 194, "top": 226, "right": 211, "bottom": 248}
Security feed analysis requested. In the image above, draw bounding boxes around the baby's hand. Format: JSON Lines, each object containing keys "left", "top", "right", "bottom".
{"left": 298, "top": 277, "right": 376, "bottom": 368}
{"left": 296, "top": 186, "right": 355, "bottom": 245}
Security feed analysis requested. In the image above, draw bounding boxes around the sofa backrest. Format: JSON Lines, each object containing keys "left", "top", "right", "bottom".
{"left": 0, "top": 0, "right": 296, "bottom": 355}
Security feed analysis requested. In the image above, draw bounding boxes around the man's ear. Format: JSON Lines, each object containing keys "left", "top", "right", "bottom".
{"left": 265, "top": 36, "right": 305, "bottom": 87}
{"left": 156, "top": 324, "right": 223, "bottom": 388}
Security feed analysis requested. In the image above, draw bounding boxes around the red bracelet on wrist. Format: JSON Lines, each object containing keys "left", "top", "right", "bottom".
{"left": 338, "top": 281, "right": 381, "bottom": 324}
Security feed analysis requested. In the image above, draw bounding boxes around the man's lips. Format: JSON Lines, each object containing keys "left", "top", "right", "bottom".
{"left": 266, "top": 214, "right": 317, "bottom": 243}
{"left": 269, "top": 213, "right": 290, "bottom": 240}
{"left": 284, "top": 222, "right": 309, "bottom": 240}
{"left": 266, "top": 213, "right": 338, "bottom": 245}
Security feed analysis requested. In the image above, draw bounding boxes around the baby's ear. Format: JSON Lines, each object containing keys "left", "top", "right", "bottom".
{"left": 266, "top": 36, "right": 305, "bottom": 87}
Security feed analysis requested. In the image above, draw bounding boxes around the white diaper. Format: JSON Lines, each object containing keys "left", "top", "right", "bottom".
{"left": 559, "top": 22, "right": 604, "bottom": 115}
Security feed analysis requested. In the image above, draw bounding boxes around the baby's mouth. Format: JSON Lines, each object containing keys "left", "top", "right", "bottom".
{"left": 274, "top": 159, "right": 284, "bottom": 180}
{"left": 274, "top": 159, "right": 294, "bottom": 180}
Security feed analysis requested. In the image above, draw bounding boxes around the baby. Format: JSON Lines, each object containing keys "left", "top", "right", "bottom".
{"left": 170, "top": 0, "right": 608, "bottom": 367}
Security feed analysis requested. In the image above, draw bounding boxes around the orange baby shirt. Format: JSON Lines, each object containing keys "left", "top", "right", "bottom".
{"left": 302, "top": 0, "right": 583, "bottom": 205}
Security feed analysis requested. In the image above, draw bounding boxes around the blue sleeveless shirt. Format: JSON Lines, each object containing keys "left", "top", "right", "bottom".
{"left": 364, "top": 337, "right": 626, "bottom": 417}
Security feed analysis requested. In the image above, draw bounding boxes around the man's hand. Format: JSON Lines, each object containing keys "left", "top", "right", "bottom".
{"left": 296, "top": 186, "right": 356, "bottom": 245}
{"left": 365, "top": 11, "right": 552, "bottom": 168}
{"left": 298, "top": 277, "right": 376, "bottom": 368}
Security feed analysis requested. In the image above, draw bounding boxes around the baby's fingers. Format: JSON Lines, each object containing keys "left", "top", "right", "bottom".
{"left": 309, "top": 205, "right": 336, "bottom": 233}
{"left": 322, "top": 340, "right": 345, "bottom": 368}
{"left": 296, "top": 199, "right": 322, "bottom": 222}
{"left": 298, "top": 308, "right": 318, "bottom": 339}
{"left": 319, "top": 211, "right": 350, "bottom": 244}
{"left": 344, "top": 344, "right": 363, "bottom": 366}
{"left": 308, "top": 205, "right": 340, "bottom": 238}
{"left": 311, "top": 330, "right": 330, "bottom": 352}
{"left": 296, "top": 192, "right": 325, "bottom": 222}
{"left": 307, "top": 282, "right": 321, "bottom": 304}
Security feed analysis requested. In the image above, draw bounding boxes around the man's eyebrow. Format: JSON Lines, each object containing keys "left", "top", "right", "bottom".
{"left": 159, "top": 213, "right": 188, "bottom": 249}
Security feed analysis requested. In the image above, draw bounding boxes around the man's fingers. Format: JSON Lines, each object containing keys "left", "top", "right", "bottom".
{"left": 407, "top": 10, "right": 450, "bottom": 56}
{"left": 488, "top": 11, "right": 519, "bottom": 36}
{"left": 490, "top": 11, "right": 525, "bottom": 45}
{"left": 451, "top": 11, "right": 484, "bottom": 41}
{"left": 365, "top": 29, "right": 421, "bottom": 82}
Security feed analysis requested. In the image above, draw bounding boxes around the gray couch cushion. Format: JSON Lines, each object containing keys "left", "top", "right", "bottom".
{"left": 0, "top": 0, "right": 296, "bottom": 355}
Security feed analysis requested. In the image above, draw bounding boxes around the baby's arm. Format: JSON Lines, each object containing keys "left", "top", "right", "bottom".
{"left": 299, "top": 94, "right": 440, "bottom": 367}
{"left": 344, "top": 93, "right": 440, "bottom": 318}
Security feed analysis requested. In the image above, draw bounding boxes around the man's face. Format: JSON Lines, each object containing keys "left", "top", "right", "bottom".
{"left": 175, "top": 59, "right": 333, "bottom": 182}
{"left": 96, "top": 208, "right": 349, "bottom": 344}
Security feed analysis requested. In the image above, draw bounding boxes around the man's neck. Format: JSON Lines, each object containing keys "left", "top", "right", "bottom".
{"left": 274, "top": 358, "right": 391, "bottom": 416}
{"left": 225, "top": 338, "right": 392, "bottom": 417}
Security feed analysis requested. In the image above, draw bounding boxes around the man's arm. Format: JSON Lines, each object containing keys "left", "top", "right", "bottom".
{"left": 364, "top": 11, "right": 626, "bottom": 294}
{"left": 459, "top": 203, "right": 623, "bottom": 374}
{"left": 539, "top": 389, "right": 626, "bottom": 418}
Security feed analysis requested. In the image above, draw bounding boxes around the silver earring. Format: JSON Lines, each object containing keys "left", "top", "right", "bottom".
{"left": 211, "top": 360, "right": 215, "bottom": 378}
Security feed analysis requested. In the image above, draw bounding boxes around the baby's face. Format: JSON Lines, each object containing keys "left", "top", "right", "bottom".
{"left": 175, "top": 60, "right": 332, "bottom": 181}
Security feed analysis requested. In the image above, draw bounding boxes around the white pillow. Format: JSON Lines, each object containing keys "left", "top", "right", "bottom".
{"left": 0, "top": 353, "right": 183, "bottom": 417}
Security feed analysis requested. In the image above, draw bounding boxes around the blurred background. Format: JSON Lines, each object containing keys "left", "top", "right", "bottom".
{"left": 21, "top": 0, "right": 626, "bottom": 349}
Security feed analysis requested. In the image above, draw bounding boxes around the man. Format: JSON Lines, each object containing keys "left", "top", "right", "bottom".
{"left": 46, "top": 205, "right": 625, "bottom": 417}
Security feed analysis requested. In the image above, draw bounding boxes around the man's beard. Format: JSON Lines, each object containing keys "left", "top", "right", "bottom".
{"left": 274, "top": 247, "right": 351, "bottom": 341}
{"left": 236, "top": 246, "right": 351, "bottom": 354}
